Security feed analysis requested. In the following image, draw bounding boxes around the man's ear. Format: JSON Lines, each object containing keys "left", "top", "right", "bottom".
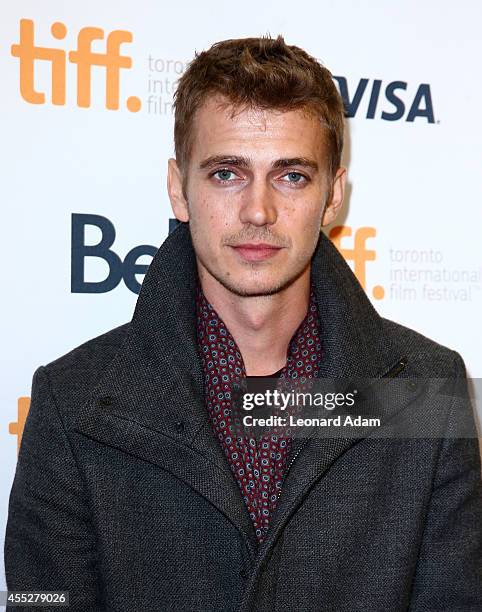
{"left": 167, "top": 158, "right": 189, "bottom": 222}
{"left": 321, "top": 167, "right": 347, "bottom": 227}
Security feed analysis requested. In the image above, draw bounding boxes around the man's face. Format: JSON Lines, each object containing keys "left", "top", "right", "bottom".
{"left": 168, "top": 95, "right": 345, "bottom": 297}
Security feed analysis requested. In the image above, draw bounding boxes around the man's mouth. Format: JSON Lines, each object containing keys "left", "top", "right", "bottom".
{"left": 230, "top": 243, "right": 284, "bottom": 262}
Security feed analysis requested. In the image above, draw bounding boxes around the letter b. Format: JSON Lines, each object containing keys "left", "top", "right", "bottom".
{"left": 71, "top": 213, "right": 122, "bottom": 293}
{"left": 71, "top": 213, "right": 157, "bottom": 294}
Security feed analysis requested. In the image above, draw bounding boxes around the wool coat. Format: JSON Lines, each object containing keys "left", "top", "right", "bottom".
{"left": 4, "top": 222, "right": 482, "bottom": 611}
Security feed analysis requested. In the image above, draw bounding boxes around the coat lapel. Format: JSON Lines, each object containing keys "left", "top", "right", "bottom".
{"left": 247, "top": 226, "right": 422, "bottom": 574}
{"left": 72, "top": 223, "right": 260, "bottom": 557}
{"left": 72, "top": 222, "right": 418, "bottom": 565}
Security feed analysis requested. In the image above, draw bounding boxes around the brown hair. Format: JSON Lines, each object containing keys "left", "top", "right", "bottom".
{"left": 173, "top": 35, "right": 345, "bottom": 180}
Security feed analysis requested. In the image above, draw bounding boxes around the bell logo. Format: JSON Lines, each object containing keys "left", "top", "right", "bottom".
{"left": 10, "top": 18, "right": 141, "bottom": 111}
{"left": 329, "top": 226, "right": 385, "bottom": 300}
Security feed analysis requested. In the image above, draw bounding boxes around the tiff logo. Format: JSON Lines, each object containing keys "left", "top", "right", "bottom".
{"left": 329, "top": 226, "right": 385, "bottom": 300}
{"left": 9, "top": 397, "right": 30, "bottom": 455}
{"left": 10, "top": 18, "right": 141, "bottom": 111}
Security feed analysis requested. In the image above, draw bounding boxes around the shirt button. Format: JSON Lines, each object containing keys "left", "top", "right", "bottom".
{"left": 175, "top": 421, "right": 185, "bottom": 433}
{"left": 240, "top": 569, "right": 248, "bottom": 579}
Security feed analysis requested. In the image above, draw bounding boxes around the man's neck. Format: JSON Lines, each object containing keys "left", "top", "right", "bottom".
{"left": 198, "top": 268, "right": 311, "bottom": 376}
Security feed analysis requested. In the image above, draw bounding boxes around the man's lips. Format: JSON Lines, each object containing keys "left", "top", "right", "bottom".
{"left": 230, "top": 243, "right": 284, "bottom": 262}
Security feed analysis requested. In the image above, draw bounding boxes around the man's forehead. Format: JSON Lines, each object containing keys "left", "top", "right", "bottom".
{"left": 190, "top": 95, "right": 326, "bottom": 158}
{"left": 196, "top": 94, "right": 281, "bottom": 122}
{"left": 195, "top": 94, "right": 318, "bottom": 128}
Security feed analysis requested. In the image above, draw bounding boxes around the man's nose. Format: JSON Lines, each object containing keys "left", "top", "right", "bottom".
{"left": 238, "top": 178, "right": 278, "bottom": 226}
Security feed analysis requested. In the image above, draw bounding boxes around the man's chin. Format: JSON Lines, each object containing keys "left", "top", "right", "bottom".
{"left": 216, "top": 274, "right": 298, "bottom": 298}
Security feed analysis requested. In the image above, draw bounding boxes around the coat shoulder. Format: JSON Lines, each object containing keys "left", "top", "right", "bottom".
{"left": 380, "top": 316, "right": 465, "bottom": 377}
{"left": 37, "top": 322, "right": 131, "bottom": 414}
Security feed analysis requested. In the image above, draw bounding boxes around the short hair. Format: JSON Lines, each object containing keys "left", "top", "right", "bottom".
{"left": 173, "top": 35, "right": 345, "bottom": 180}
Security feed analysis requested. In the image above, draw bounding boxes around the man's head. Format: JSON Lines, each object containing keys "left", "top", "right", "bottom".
{"left": 167, "top": 35, "right": 346, "bottom": 297}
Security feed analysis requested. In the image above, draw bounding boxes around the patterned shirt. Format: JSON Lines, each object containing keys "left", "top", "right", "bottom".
{"left": 196, "top": 282, "right": 323, "bottom": 543}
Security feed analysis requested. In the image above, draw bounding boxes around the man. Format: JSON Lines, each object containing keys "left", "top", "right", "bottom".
{"left": 5, "top": 35, "right": 482, "bottom": 611}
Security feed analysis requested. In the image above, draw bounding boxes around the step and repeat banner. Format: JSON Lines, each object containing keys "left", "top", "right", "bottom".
{"left": 2, "top": 0, "right": 481, "bottom": 589}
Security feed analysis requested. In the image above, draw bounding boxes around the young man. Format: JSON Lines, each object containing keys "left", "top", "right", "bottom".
{"left": 5, "top": 36, "right": 481, "bottom": 611}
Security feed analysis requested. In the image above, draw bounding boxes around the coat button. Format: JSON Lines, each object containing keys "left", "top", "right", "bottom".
{"left": 175, "top": 421, "right": 185, "bottom": 433}
{"left": 98, "top": 396, "right": 113, "bottom": 407}
{"left": 240, "top": 569, "right": 248, "bottom": 579}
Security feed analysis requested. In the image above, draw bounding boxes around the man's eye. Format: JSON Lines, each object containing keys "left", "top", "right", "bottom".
{"left": 212, "top": 169, "right": 237, "bottom": 182}
{"left": 281, "top": 172, "right": 307, "bottom": 184}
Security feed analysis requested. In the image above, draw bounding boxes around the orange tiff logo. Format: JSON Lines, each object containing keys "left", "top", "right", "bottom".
{"left": 11, "top": 18, "right": 141, "bottom": 111}
{"left": 329, "top": 225, "right": 385, "bottom": 300}
{"left": 9, "top": 397, "right": 30, "bottom": 455}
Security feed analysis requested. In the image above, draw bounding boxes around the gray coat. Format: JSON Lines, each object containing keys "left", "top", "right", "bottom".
{"left": 4, "top": 223, "right": 482, "bottom": 611}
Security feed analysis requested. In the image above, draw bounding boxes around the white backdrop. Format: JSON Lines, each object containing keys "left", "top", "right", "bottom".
{"left": 2, "top": 0, "right": 481, "bottom": 591}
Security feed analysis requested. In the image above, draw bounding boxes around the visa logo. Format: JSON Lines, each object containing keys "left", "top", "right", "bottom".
{"left": 333, "top": 77, "right": 435, "bottom": 123}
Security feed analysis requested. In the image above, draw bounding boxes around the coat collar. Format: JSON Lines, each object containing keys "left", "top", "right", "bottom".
{"left": 124, "top": 220, "right": 399, "bottom": 381}
{"left": 73, "top": 222, "right": 414, "bottom": 562}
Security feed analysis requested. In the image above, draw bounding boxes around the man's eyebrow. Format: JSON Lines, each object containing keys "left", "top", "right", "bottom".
{"left": 272, "top": 157, "right": 319, "bottom": 171}
{"left": 199, "top": 155, "right": 252, "bottom": 170}
{"left": 199, "top": 155, "right": 319, "bottom": 171}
